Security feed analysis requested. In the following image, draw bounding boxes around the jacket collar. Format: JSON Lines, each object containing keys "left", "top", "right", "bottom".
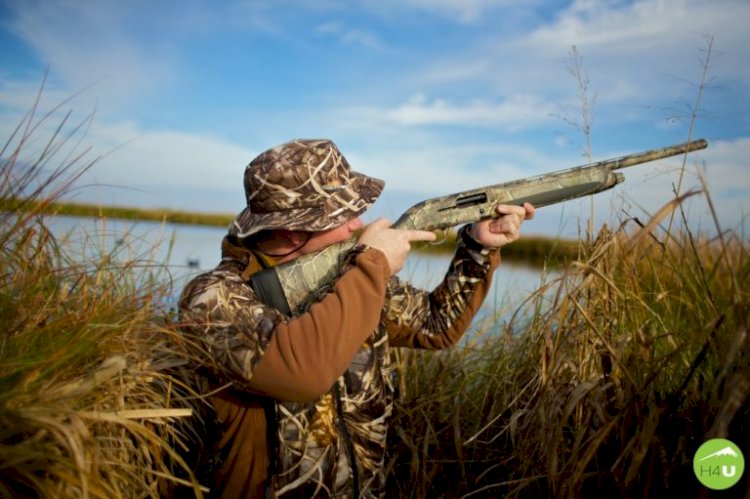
{"left": 220, "top": 236, "right": 278, "bottom": 281}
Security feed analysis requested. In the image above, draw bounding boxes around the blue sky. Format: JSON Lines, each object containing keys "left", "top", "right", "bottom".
{"left": 1, "top": 0, "right": 748, "bottom": 237}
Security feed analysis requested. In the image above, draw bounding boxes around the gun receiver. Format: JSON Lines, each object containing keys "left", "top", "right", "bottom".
{"left": 249, "top": 139, "right": 708, "bottom": 315}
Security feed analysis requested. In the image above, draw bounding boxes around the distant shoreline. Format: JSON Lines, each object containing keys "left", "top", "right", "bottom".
{"left": 2, "top": 197, "right": 580, "bottom": 264}
{"left": 1, "top": 197, "right": 235, "bottom": 227}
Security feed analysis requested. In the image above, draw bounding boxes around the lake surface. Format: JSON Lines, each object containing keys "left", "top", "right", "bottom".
{"left": 48, "top": 216, "right": 554, "bottom": 329}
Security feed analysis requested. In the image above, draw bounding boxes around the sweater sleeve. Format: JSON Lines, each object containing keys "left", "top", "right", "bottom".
{"left": 385, "top": 225, "right": 501, "bottom": 349}
{"left": 179, "top": 247, "right": 391, "bottom": 402}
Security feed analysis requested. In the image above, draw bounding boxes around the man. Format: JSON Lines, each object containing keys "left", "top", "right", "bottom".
{"left": 179, "top": 139, "right": 534, "bottom": 498}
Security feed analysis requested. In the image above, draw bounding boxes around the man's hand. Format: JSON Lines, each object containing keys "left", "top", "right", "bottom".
{"left": 358, "top": 218, "right": 436, "bottom": 275}
{"left": 468, "top": 203, "right": 535, "bottom": 249}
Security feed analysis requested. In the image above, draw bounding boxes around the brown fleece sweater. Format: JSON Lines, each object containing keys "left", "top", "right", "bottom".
{"left": 210, "top": 249, "right": 390, "bottom": 498}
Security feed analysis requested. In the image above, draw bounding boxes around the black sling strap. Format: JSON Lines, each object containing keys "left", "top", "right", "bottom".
{"left": 248, "top": 267, "right": 292, "bottom": 317}
{"left": 245, "top": 251, "right": 287, "bottom": 498}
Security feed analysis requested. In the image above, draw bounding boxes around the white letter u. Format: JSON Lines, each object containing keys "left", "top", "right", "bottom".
{"left": 722, "top": 465, "right": 737, "bottom": 478}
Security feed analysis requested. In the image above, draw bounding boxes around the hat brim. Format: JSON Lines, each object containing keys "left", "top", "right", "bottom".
{"left": 228, "top": 171, "right": 384, "bottom": 239}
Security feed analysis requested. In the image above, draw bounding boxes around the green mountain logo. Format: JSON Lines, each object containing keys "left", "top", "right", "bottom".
{"left": 694, "top": 439, "right": 745, "bottom": 490}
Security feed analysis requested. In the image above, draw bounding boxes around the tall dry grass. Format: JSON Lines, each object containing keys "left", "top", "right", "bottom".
{"left": 3, "top": 44, "right": 745, "bottom": 498}
{"left": 384, "top": 38, "right": 746, "bottom": 498}
{"left": 0, "top": 85, "right": 209, "bottom": 497}
{"left": 385, "top": 189, "right": 749, "bottom": 497}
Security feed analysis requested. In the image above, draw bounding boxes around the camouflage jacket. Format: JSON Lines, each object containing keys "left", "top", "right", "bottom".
{"left": 178, "top": 226, "right": 500, "bottom": 498}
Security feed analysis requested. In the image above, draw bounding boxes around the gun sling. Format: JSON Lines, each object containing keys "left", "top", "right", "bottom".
{"left": 249, "top": 268, "right": 293, "bottom": 317}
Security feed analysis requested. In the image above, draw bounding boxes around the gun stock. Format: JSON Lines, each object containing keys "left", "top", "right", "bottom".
{"left": 250, "top": 139, "right": 708, "bottom": 314}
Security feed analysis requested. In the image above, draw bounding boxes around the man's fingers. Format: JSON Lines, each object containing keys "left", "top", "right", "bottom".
{"left": 495, "top": 203, "right": 535, "bottom": 221}
{"left": 362, "top": 219, "right": 434, "bottom": 242}
{"left": 357, "top": 219, "right": 434, "bottom": 275}
{"left": 495, "top": 204, "right": 527, "bottom": 217}
{"left": 522, "top": 202, "right": 536, "bottom": 220}
{"left": 367, "top": 218, "right": 392, "bottom": 230}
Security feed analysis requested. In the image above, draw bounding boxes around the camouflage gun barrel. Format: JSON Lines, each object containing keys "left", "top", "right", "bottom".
{"left": 250, "top": 139, "right": 708, "bottom": 315}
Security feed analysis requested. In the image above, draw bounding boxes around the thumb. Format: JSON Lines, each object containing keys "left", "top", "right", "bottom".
{"left": 406, "top": 229, "right": 437, "bottom": 243}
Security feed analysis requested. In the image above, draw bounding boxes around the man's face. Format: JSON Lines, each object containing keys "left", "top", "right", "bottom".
{"left": 277, "top": 217, "right": 364, "bottom": 262}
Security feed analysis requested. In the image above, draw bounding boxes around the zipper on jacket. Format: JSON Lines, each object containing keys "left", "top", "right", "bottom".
{"left": 332, "top": 382, "right": 360, "bottom": 497}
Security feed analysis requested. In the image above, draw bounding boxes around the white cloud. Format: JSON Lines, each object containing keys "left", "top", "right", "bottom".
{"left": 81, "top": 124, "right": 253, "bottom": 192}
{"left": 336, "top": 93, "right": 559, "bottom": 131}
{"left": 576, "top": 136, "right": 750, "bottom": 236}
{"left": 0, "top": 95, "right": 253, "bottom": 211}
{"left": 416, "top": 0, "right": 750, "bottom": 108}
{"left": 342, "top": 136, "right": 575, "bottom": 198}
{"left": 529, "top": 0, "right": 676, "bottom": 49}
{"left": 697, "top": 137, "right": 750, "bottom": 201}
{"left": 532, "top": 0, "right": 750, "bottom": 59}
{"left": 382, "top": 93, "right": 557, "bottom": 128}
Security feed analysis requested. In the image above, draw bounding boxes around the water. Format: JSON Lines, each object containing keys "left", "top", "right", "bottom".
{"left": 48, "top": 216, "right": 552, "bottom": 324}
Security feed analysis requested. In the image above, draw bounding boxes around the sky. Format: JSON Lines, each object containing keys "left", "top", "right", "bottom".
{"left": 0, "top": 0, "right": 748, "bottom": 238}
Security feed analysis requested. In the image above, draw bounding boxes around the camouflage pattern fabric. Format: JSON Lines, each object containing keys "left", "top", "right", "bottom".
{"left": 178, "top": 226, "right": 498, "bottom": 497}
{"left": 229, "top": 139, "right": 384, "bottom": 238}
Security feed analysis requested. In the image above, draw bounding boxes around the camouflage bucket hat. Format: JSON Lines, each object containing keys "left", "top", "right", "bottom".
{"left": 229, "top": 139, "right": 385, "bottom": 238}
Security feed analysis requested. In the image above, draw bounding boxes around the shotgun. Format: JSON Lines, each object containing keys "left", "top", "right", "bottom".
{"left": 249, "top": 139, "right": 708, "bottom": 315}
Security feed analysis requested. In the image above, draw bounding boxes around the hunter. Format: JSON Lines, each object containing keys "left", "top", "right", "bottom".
{"left": 178, "top": 139, "right": 535, "bottom": 497}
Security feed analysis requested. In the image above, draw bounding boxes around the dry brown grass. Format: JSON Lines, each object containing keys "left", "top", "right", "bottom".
{"left": 0, "top": 84, "right": 210, "bottom": 497}
{"left": 385, "top": 193, "right": 749, "bottom": 498}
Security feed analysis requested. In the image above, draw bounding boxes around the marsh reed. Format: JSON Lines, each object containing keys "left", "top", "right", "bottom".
{"left": 384, "top": 191, "right": 749, "bottom": 497}
{"left": 0, "top": 85, "right": 209, "bottom": 497}
{"left": 380, "top": 39, "right": 742, "bottom": 498}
